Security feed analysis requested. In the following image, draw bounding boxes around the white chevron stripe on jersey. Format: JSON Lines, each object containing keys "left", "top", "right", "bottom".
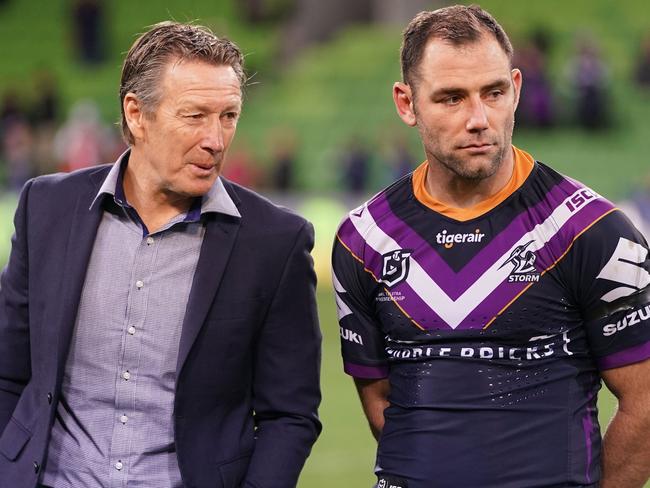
{"left": 332, "top": 271, "right": 353, "bottom": 319}
{"left": 350, "top": 188, "right": 604, "bottom": 329}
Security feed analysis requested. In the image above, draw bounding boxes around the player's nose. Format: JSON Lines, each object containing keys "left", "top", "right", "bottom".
{"left": 200, "top": 116, "right": 225, "bottom": 155}
{"left": 465, "top": 98, "right": 489, "bottom": 132}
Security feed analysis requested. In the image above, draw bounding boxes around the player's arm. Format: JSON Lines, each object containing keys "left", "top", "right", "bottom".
{"left": 572, "top": 208, "right": 650, "bottom": 487}
{"left": 332, "top": 221, "right": 390, "bottom": 441}
{"left": 354, "top": 378, "right": 390, "bottom": 441}
{"left": 244, "top": 221, "right": 322, "bottom": 488}
{"left": 600, "top": 358, "right": 650, "bottom": 488}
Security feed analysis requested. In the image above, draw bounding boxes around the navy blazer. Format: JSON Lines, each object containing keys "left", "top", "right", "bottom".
{"left": 0, "top": 165, "right": 322, "bottom": 488}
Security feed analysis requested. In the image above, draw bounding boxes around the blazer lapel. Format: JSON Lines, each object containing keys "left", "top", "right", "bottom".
{"left": 176, "top": 213, "right": 241, "bottom": 374}
{"left": 54, "top": 169, "right": 107, "bottom": 385}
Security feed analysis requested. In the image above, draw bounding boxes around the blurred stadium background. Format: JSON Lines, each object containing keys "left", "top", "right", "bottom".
{"left": 1, "top": 0, "right": 649, "bottom": 486}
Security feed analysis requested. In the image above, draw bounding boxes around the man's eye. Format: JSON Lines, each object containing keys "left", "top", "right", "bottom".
{"left": 444, "top": 96, "right": 461, "bottom": 105}
{"left": 186, "top": 113, "right": 204, "bottom": 119}
{"left": 223, "top": 112, "right": 238, "bottom": 120}
{"left": 488, "top": 90, "right": 503, "bottom": 99}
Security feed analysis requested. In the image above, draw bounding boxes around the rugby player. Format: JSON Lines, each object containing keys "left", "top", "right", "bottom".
{"left": 332, "top": 5, "right": 650, "bottom": 487}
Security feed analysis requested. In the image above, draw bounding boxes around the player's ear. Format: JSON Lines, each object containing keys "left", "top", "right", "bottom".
{"left": 123, "top": 93, "right": 146, "bottom": 142}
{"left": 393, "top": 82, "right": 417, "bottom": 127}
{"left": 511, "top": 68, "right": 522, "bottom": 112}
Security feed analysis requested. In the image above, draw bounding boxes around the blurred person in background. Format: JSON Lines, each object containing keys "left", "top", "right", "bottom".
{"left": 71, "top": 0, "right": 106, "bottom": 64}
{"left": 568, "top": 35, "right": 611, "bottom": 130}
{"left": 332, "top": 5, "right": 650, "bottom": 488}
{"left": 341, "top": 136, "right": 371, "bottom": 197}
{"left": 634, "top": 33, "right": 650, "bottom": 88}
{"left": 0, "top": 21, "right": 321, "bottom": 488}
{"left": 514, "top": 28, "right": 555, "bottom": 128}
{"left": 53, "top": 99, "right": 119, "bottom": 173}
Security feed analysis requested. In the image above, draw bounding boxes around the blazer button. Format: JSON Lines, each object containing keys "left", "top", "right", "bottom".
{"left": 33, "top": 461, "right": 40, "bottom": 473}
{"left": 47, "top": 392, "right": 53, "bottom": 404}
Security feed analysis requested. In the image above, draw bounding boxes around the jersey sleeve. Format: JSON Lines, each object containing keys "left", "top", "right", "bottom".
{"left": 332, "top": 216, "right": 389, "bottom": 378}
{"left": 570, "top": 209, "right": 650, "bottom": 370}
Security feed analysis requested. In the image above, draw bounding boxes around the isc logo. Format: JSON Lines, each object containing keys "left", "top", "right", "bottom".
{"left": 565, "top": 188, "right": 597, "bottom": 213}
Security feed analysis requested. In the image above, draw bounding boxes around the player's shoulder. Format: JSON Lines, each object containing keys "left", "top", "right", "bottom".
{"left": 334, "top": 172, "right": 414, "bottom": 260}
{"left": 23, "top": 164, "right": 112, "bottom": 205}
{"left": 221, "top": 177, "right": 309, "bottom": 235}
{"left": 30, "top": 164, "right": 111, "bottom": 189}
{"left": 530, "top": 161, "right": 646, "bottom": 261}
{"left": 337, "top": 172, "right": 413, "bottom": 235}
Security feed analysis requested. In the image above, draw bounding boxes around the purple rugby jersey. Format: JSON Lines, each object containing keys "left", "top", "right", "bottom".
{"left": 332, "top": 149, "right": 650, "bottom": 488}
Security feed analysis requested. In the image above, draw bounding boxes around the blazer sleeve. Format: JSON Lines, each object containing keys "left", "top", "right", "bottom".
{"left": 243, "top": 221, "right": 322, "bottom": 488}
{"left": 0, "top": 181, "right": 33, "bottom": 431}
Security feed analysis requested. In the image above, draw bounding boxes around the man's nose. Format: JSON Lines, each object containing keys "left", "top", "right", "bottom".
{"left": 465, "top": 98, "right": 489, "bottom": 132}
{"left": 200, "top": 117, "right": 225, "bottom": 155}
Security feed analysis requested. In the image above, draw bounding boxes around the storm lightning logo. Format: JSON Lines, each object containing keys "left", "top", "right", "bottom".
{"left": 500, "top": 240, "right": 540, "bottom": 283}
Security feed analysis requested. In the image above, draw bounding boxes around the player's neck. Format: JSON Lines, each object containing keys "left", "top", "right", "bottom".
{"left": 424, "top": 149, "right": 515, "bottom": 210}
{"left": 122, "top": 150, "right": 193, "bottom": 233}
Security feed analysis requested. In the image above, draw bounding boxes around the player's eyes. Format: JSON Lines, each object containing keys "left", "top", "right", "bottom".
{"left": 443, "top": 96, "right": 462, "bottom": 105}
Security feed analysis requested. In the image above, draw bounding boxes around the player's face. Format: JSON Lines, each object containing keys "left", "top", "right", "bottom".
{"left": 394, "top": 35, "right": 521, "bottom": 181}
{"left": 127, "top": 59, "right": 242, "bottom": 199}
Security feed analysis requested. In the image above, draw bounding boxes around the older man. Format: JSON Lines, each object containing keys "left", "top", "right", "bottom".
{"left": 0, "top": 21, "right": 321, "bottom": 488}
{"left": 333, "top": 5, "right": 650, "bottom": 488}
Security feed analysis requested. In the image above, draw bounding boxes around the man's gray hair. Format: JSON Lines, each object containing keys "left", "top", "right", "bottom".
{"left": 119, "top": 21, "right": 246, "bottom": 144}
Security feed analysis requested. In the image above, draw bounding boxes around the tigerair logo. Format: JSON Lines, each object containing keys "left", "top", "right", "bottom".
{"left": 436, "top": 229, "right": 485, "bottom": 249}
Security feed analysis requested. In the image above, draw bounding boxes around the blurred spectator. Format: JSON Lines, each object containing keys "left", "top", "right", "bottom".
{"left": 53, "top": 100, "right": 118, "bottom": 172}
{"left": 221, "top": 139, "right": 262, "bottom": 189}
{"left": 515, "top": 29, "right": 555, "bottom": 128}
{"left": 341, "top": 137, "right": 371, "bottom": 195}
{"left": 634, "top": 34, "right": 650, "bottom": 88}
{"left": 72, "top": 0, "right": 106, "bottom": 65}
{"left": 566, "top": 35, "right": 611, "bottom": 130}
{"left": 29, "top": 70, "right": 62, "bottom": 176}
{"left": 1, "top": 88, "right": 27, "bottom": 130}
{"left": 2, "top": 119, "right": 34, "bottom": 191}
{"left": 269, "top": 128, "right": 298, "bottom": 192}
{"left": 379, "top": 133, "right": 413, "bottom": 185}
{"left": 1, "top": 88, "right": 32, "bottom": 190}
{"left": 31, "top": 69, "right": 60, "bottom": 126}
{"left": 618, "top": 175, "right": 650, "bottom": 243}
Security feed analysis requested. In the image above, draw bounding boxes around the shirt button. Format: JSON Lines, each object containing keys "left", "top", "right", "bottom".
{"left": 47, "top": 392, "right": 53, "bottom": 404}
{"left": 122, "top": 371, "right": 131, "bottom": 381}
{"left": 120, "top": 414, "right": 128, "bottom": 424}
{"left": 33, "top": 461, "right": 40, "bottom": 473}
{"left": 115, "top": 461, "right": 123, "bottom": 471}
{"left": 127, "top": 326, "right": 136, "bottom": 335}
{"left": 146, "top": 236, "right": 154, "bottom": 245}
{"left": 135, "top": 280, "right": 144, "bottom": 289}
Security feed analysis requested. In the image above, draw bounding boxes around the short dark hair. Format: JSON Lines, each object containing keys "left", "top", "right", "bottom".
{"left": 400, "top": 5, "right": 513, "bottom": 89}
{"left": 119, "top": 21, "right": 246, "bottom": 144}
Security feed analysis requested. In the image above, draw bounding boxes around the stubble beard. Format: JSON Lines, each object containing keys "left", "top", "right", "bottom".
{"left": 418, "top": 113, "right": 515, "bottom": 183}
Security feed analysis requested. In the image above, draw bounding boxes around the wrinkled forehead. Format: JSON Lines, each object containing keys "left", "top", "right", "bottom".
{"left": 414, "top": 35, "right": 513, "bottom": 88}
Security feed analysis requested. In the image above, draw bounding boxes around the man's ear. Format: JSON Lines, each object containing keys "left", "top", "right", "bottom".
{"left": 393, "top": 82, "right": 417, "bottom": 127}
{"left": 123, "top": 93, "right": 146, "bottom": 142}
{"left": 511, "top": 68, "right": 523, "bottom": 112}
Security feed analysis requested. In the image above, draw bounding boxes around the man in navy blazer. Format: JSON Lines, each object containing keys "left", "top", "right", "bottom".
{"left": 0, "top": 22, "right": 321, "bottom": 488}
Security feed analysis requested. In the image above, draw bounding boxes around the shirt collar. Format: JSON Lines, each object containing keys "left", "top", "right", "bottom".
{"left": 90, "top": 149, "right": 241, "bottom": 219}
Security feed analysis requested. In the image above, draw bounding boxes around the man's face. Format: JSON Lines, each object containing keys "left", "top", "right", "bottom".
{"left": 395, "top": 35, "right": 521, "bottom": 181}
{"left": 132, "top": 59, "right": 242, "bottom": 198}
